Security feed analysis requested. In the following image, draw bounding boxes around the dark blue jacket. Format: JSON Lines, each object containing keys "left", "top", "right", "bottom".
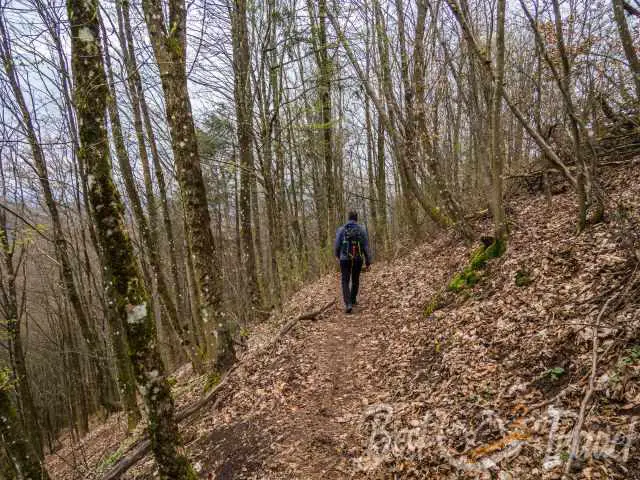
{"left": 334, "top": 220, "right": 372, "bottom": 264}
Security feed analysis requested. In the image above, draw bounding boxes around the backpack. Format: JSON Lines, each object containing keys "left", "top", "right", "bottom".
{"left": 341, "top": 223, "right": 363, "bottom": 259}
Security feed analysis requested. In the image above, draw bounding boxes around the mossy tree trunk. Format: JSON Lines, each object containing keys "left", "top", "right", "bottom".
{"left": 118, "top": 0, "right": 189, "bottom": 329}
{"left": 67, "top": 0, "right": 195, "bottom": 476}
{"left": 0, "top": 371, "right": 50, "bottom": 480}
{"left": 142, "top": 0, "right": 235, "bottom": 372}
{"left": 489, "top": 0, "right": 508, "bottom": 241}
{"left": 100, "top": 13, "right": 200, "bottom": 373}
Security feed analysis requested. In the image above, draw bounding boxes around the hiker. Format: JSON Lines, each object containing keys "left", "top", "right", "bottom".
{"left": 334, "top": 211, "right": 372, "bottom": 313}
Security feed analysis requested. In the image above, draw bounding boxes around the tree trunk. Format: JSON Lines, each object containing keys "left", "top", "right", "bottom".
{"left": 231, "top": 0, "right": 261, "bottom": 311}
{"left": 0, "top": 14, "right": 115, "bottom": 416}
{"left": 0, "top": 211, "right": 43, "bottom": 458}
{"left": 376, "top": 119, "right": 389, "bottom": 252}
{"left": 489, "top": 0, "right": 508, "bottom": 240}
{"left": 118, "top": 0, "right": 186, "bottom": 325}
{"left": 67, "top": 0, "right": 195, "bottom": 476}
{"left": 142, "top": 0, "right": 235, "bottom": 371}
{"left": 0, "top": 371, "right": 50, "bottom": 479}
{"left": 101, "top": 13, "right": 199, "bottom": 371}
{"left": 613, "top": 0, "right": 640, "bottom": 99}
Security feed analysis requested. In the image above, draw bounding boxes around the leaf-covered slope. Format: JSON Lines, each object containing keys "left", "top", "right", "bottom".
{"left": 47, "top": 162, "right": 640, "bottom": 479}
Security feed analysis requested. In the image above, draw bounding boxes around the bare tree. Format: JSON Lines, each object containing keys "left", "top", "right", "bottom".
{"left": 142, "top": 0, "right": 235, "bottom": 371}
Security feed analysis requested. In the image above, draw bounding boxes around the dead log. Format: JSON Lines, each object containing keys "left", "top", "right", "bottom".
{"left": 101, "top": 299, "right": 336, "bottom": 480}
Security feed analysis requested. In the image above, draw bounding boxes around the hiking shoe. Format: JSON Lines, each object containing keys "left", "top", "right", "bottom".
{"left": 345, "top": 304, "right": 353, "bottom": 314}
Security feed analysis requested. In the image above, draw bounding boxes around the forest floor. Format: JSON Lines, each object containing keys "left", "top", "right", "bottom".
{"left": 47, "top": 162, "right": 640, "bottom": 479}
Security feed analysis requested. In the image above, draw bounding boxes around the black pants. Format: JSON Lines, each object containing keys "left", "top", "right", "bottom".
{"left": 340, "top": 257, "right": 363, "bottom": 307}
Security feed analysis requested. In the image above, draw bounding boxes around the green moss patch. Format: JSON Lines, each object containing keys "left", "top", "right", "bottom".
{"left": 204, "top": 372, "right": 221, "bottom": 392}
{"left": 448, "top": 267, "right": 480, "bottom": 292}
{"left": 447, "top": 238, "right": 506, "bottom": 293}
{"left": 424, "top": 289, "right": 453, "bottom": 316}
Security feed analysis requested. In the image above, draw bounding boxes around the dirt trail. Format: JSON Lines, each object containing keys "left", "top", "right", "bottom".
{"left": 181, "top": 242, "right": 465, "bottom": 479}
{"left": 97, "top": 239, "right": 464, "bottom": 479}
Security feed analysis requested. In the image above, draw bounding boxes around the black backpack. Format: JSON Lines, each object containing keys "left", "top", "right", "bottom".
{"left": 341, "top": 223, "right": 363, "bottom": 259}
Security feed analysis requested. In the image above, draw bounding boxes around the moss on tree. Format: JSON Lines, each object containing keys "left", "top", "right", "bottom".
{"left": 67, "top": 0, "right": 195, "bottom": 476}
{"left": 0, "top": 369, "right": 50, "bottom": 479}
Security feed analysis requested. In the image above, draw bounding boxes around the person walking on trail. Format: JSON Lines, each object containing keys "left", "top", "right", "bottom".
{"left": 334, "top": 211, "right": 372, "bottom": 314}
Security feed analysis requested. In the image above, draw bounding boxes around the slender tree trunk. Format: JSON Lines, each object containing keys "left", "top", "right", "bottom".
{"left": 250, "top": 166, "right": 264, "bottom": 288}
{"left": 101, "top": 15, "right": 199, "bottom": 371}
{"left": 376, "top": 119, "right": 389, "bottom": 251}
{"left": 231, "top": 0, "right": 261, "bottom": 311}
{"left": 0, "top": 371, "right": 50, "bottom": 479}
{"left": 489, "top": 0, "right": 508, "bottom": 240}
{"left": 0, "top": 14, "right": 115, "bottom": 416}
{"left": 62, "top": 308, "right": 90, "bottom": 435}
{"left": 308, "top": 0, "right": 335, "bottom": 243}
{"left": 142, "top": 0, "right": 235, "bottom": 371}
{"left": 365, "top": 95, "right": 378, "bottom": 254}
{"left": 0, "top": 212, "right": 43, "bottom": 458}
{"left": 118, "top": 0, "right": 186, "bottom": 324}
{"left": 613, "top": 0, "right": 640, "bottom": 99}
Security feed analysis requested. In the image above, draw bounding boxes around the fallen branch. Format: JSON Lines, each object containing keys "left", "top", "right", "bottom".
{"left": 102, "top": 299, "right": 335, "bottom": 480}
{"left": 524, "top": 383, "right": 581, "bottom": 416}
{"left": 274, "top": 300, "right": 336, "bottom": 340}
{"left": 564, "top": 293, "right": 618, "bottom": 474}
{"left": 506, "top": 157, "right": 640, "bottom": 180}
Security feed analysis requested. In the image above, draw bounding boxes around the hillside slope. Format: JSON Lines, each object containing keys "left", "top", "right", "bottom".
{"left": 47, "top": 163, "right": 640, "bottom": 479}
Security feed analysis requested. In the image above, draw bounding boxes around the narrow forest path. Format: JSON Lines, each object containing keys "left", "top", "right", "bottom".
{"left": 47, "top": 163, "right": 640, "bottom": 480}
{"left": 116, "top": 231, "right": 469, "bottom": 479}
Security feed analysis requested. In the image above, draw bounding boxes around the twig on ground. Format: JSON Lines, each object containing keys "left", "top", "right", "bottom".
{"left": 524, "top": 383, "right": 581, "bottom": 415}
